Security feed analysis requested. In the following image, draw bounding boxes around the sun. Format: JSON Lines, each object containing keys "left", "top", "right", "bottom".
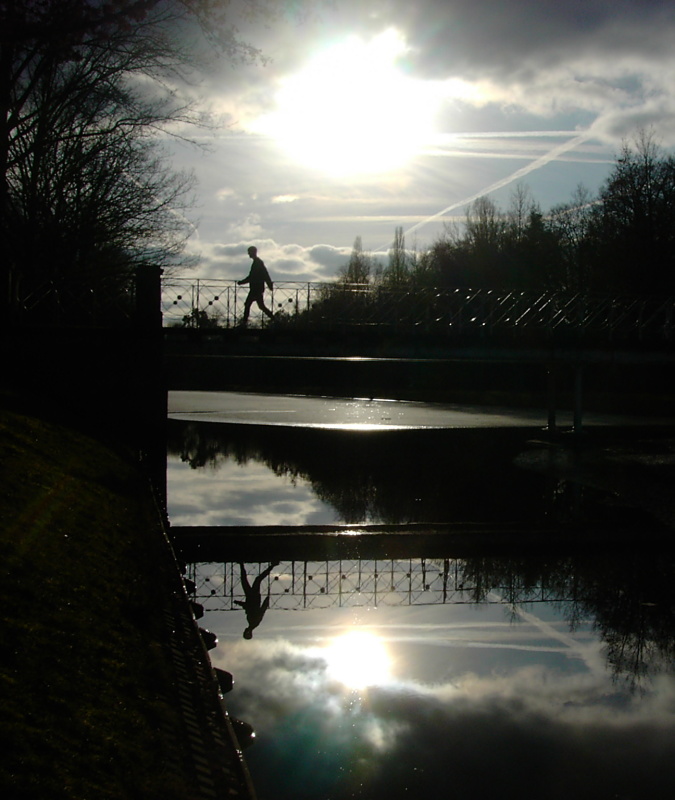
{"left": 323, "top": 629, "right": 392, "bottom": 689}
{"left": 253, "top": 29, "right": 440, "bottom": 177}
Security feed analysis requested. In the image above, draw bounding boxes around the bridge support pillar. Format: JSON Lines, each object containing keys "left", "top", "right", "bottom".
{"left": 573, "top": 364, "right": 584, "bottom": 435}
{"left": 546, "top": 365, "right": 558, "bottom": 432}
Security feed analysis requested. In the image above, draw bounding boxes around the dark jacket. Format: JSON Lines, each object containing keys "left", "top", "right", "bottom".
{"left": 240, "top": 257, "right": 273, "bottom": 294}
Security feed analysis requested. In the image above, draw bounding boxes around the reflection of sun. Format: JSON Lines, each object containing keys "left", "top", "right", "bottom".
{"left": 253, "top": 29, "right": 440, "bottom": 177}
{"left": 324, "top": 630, "right": 392, "bottom": 689}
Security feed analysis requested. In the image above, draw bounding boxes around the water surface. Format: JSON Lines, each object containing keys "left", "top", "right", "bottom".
{"left": 167, "top": 393, "right": 675, "bottom": 799}
{"left": 190, "top": 552, "right": 675, "bottom": 800}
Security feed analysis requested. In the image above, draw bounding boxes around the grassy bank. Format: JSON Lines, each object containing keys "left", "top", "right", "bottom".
{"left": 0, "top": 399, "right": 197, "bottom": 799}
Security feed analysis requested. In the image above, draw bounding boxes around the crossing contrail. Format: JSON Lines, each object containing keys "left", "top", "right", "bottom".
{"left": 375, "top": 131, "right": 592, "bottom": 252}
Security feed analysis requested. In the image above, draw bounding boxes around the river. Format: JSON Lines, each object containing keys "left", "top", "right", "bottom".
{"left": 167, "top": 390, "right": 675, "bottom": 800}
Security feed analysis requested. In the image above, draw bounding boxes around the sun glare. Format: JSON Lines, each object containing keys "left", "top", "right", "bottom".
{"left": 324, "top": 630, "right": 392, "bottom": 689}
{"left": 254, "top": 29, "right": 440, "bottom": 177}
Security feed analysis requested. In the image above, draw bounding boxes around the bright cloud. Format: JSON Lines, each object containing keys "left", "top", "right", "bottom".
{"left": 186, "top": 238, "right": 347, "bottom": 282}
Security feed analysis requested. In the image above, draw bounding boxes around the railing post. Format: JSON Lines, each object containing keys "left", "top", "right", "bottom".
{"left": 546, "top": 364, "right": 557, "bottom": 433}
{"left": 132, "top": 264, "right": 166, "bottom": 509}
{"left": 134, "top": 265, "right": 163, "bottom": 331}
{"left": 573, "top": 363, "right": 584, "bottom": 435}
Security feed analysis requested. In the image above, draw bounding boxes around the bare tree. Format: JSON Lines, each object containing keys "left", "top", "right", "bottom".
{"left": 384, "top": 225, "right": 408, "bottom": 285}
{"left": 548, "top": 184, "right": 597, "bottom": 290}
{"left": 590, "top": 128, "right": 675, "bottom": 293}
{"left": 338, "top": 236, "right": 372, "bottom": 284}
{"left": 0, "top": 0, "right": 278, "bottom": 322}
{"left": 506, "top": 181, "right": 535, "bottom": 242}
{"left": 465, "top": 196, "right": 506, "bottom": 250}
{"left": 463, "top": 196, "right": 507, "bottom": 286}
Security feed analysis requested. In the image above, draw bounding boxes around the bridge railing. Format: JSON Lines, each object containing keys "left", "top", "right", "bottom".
{"left": 161, "top": 278, "right": 675, "bottom": 342}
{"left": 161, "top": 278, "right": 317, "bottom": 328}
{"left": 5, "top": 266, "right": 163, "bottom": 329}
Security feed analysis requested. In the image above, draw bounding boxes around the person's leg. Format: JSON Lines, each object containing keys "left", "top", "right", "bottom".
{"left": 241, "top": 294, "right": 253, "bottom": 325}
{"left": 255, "top": 296, "right": 274, "bottom": 319}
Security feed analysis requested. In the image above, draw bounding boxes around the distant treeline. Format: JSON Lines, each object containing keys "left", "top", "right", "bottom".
{"left": 340, "top": 130, "right": 675, "bottom": 297}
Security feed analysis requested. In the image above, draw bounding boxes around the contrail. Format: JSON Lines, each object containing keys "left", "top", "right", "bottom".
{"left": 374, "top": 131, "right": 591, "bottom": 252}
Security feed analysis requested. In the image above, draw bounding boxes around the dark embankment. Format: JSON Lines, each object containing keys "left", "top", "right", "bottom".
{"left": 0, "top": 398, "right": 229, "bottom": 799}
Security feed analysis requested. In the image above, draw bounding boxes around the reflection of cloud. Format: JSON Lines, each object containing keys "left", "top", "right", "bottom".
{"left": 167, "top": 457, "right": 337, "bottom": 526}
{"left": 217, "top": 636, "right": 675, "bottom": 800}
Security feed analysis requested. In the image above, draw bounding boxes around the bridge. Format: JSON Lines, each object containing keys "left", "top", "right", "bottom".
{"left": 162, "top": 277, "right": 675, "bottom": 345}
{"left": 162, "top": 278, "right": 675, "bottom": 432}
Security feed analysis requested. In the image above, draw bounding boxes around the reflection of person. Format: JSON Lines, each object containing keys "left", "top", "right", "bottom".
{"left": 238, "top": 246, "right": 274, "bottom": 326}
{"left": 235, "top": 562, "right": 279, "bottom": 639}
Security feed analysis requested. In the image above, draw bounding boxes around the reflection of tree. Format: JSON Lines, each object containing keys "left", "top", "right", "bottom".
{"left": 169, "top": 420, "right": 648, "bottom": 526}
{"left": 456, "top": 553, "right": 675, "bottom": 691}
{"left": 168, "top": 420, "right": 549, "bottom": 524}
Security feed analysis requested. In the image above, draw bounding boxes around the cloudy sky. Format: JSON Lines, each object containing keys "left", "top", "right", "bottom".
{"left": 166, "top": 0, "right": 675, "bottom": 284}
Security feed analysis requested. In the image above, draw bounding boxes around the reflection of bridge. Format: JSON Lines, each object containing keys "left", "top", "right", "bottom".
{"left": 173, "top": 521, "right": 664, "bottom": 566}
{"left": 186, "top": 559, "right": 571, "bottom": 612}
{"left": 163, "top": 277, "right": 675, "bottom": 343}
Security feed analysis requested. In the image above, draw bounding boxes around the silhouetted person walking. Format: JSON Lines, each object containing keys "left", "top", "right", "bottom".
{"left": 235, "top": 562, "right": 279, "bottom": 639}
{"left": 238, "top": 246, "right": 274, "bottom": 326}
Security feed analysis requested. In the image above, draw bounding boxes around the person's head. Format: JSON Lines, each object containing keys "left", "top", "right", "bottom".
{"left": 243, "top": 627, "right": 253, "bottom": 639}
{"left": 247, "top": 246, "right": 257, "bottom": 258}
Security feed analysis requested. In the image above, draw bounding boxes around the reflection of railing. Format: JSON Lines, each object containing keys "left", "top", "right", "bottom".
{"left": 162, "top": 278, "right": 675, "bottom": 341}
{"left": 187, "top": 560, "right": 572, "bottom": 611}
